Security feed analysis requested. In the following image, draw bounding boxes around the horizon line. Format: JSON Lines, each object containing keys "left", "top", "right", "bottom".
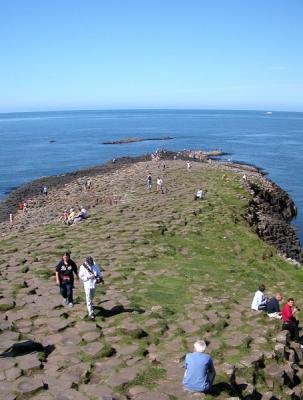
{"left": 0, "top": 107, "right": 303, "bottom": 115}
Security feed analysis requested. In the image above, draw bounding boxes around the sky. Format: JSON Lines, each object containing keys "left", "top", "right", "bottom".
{"left": 0, "top": 0, "right": 302, "bottom": 112}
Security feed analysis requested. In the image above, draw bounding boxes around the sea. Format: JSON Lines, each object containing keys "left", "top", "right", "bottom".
{"left": 0, "top": 109, "right": 302, "bottom": 242}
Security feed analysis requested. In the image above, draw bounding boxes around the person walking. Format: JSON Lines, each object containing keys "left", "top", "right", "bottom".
{"left": 79, "top": 256, "right": 103, "bottom": 319}
{"left": 146, "top": 174, "right": 152, "bottom": 190}
{"left": 156, "top": 177, "right": 164, "bottom": 194}
{"left": 55, "top": 252, "right": 78, "bottom": 308}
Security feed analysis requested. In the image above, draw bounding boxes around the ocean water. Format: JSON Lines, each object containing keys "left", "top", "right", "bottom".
{"left": 0, "top": 109, "right": 302, "bottom": 242}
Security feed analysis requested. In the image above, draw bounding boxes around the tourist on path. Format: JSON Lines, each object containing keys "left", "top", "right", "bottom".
{"left": 267, "top": 293, "right": 283, "bottom": 319}
{"left": 147, "top": 174, "right": 152, "bottom": 190}
{"left": 281, "top": 298, "right": 302, "bottom": 346}
{"left": 251, "top": 284, "right": 267, "bottom": 311}
{"left": 85, "top": 179, "right": 92, "bottom": 190}
{"left": 79, "top": 256, "right": 103, "bottom": 319}
{"left": 156, "top": 177, "right": 164, "bottom": 193}
{"left": 42, "top": 185, "right": 48, "bottom": 196}
{"left": 183, "top": 340, "right": 216, "bottom": 393}
{"left": 55, "top": 252, "right": 78, "bottom": 308}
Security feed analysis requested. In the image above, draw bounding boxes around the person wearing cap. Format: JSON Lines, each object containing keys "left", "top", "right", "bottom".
{"left": 79, "top": 256, "right": 103, "bottom": 319}
{"left": 183, "top": 340, "right": 216, "bottom": 393}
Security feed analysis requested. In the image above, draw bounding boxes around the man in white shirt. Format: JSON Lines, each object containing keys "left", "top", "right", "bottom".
{"left": 79, "top": 256, "right": 103, "bottom": 319}
{"left": 157, "top": 177, "right": 164, "bottom": 193}
{"left": 251, "top": 284, "right": 267, "bottom": 311}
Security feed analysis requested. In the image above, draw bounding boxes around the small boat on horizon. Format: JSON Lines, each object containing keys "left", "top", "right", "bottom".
{"left": 266, "top": 111, "right": 272, "bottom": 115}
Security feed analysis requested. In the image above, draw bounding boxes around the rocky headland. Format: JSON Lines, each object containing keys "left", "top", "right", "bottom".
{"left": 0, "top": 150, "right": 303, "bottom": 400}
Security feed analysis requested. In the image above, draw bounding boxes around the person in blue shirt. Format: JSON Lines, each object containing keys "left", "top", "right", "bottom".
{"left": 183, "top": 340, "right": 216, "bottom": 393}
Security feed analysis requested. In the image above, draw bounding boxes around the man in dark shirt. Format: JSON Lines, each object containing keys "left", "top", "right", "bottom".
{"left": 267, "top": 293, "right": 283, "bottom": 319}
{"left": 55, "top": 252, "right": 78, "bottom": 307}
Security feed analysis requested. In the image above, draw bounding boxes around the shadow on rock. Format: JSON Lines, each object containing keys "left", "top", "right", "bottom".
{"left": 94, "top": 303, "right": 145, "bottom": 318}
{"left": 0, "top": 340, "right": 55, "bottom": 359}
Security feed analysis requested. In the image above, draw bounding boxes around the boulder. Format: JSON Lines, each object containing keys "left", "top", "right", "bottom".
{"left": 275, "top": 330, "right": 290, "bottom": 345}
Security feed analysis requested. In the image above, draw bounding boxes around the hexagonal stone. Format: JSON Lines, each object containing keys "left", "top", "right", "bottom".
{"left": 79, "top": 384, "right": 113, "bottom": 398}
{"left": 5, "top": 366, "right": 22, "bottom": 381}
{"left": 47, "top": 318, "right": 73, "bottom": 332}
{"left": 17, "top": 353, "right": 42, "bottom": 374}
{"left": 106, "top": 366, "right": 139, "bottom": 387}
{"left": 115, "top": 343, "right": 139, "bottom": 356}
{"left": 178, "top": 320, "right": 198, "bottom": 333}
{"left": 82, "top": 341, "right": 103, "bottom": 357}
{"left": 62, "top": 333, "right": 82, "bottom": 346}
{"left": 54, "top": 388, "right": 88, "bottom": 400}
{"left": 129, "top": 385, "right": 149, "bottom": 396}
{"left": 81, "top": 331, "right": 101, "bottom": 342}
{"left": 0, "top": 331, "right": 20, "bottom": 351}
{"left": 0, "top": 357, "right": 15, "bottom": 371}
{"left": 134, "top": 392, "right": 169, "bottom": 400}
{"left": 15, "top": 377, "right": 45, "bottom": 395}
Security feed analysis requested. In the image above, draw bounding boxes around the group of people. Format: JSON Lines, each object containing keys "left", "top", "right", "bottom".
{"left": 55, "top": 252, "right": 103, "bottom": 319}
{"left": 146, "top": 174, "right": 165, "bottom": 194}
{"left": 61, "top": 207, "right": 88, "bottom": 225}
{"left": 251, "top": 284, "right": 303, "bottom": 347}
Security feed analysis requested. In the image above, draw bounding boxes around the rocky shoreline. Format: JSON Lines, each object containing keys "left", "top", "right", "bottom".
{"left": 0, "top": 149, "right": 302, "bottom": 265}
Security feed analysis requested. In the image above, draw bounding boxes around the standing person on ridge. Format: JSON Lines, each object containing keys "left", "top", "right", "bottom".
{"left": 146, "top": 174, "right": 152, "bottom": 190}
{"left": 55, "top": 252, "right": 79, "bottom": 308}
{"left": 79, "top": 256, "right": 103, "bottom": 320}
{"left": 156, "top": 176, "right": 164, "bottom": 193}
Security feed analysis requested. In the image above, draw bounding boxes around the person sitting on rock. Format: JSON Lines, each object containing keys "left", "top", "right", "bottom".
{"left": 59, "top": 209, "right": 69, "bottom": 223}
{"left": 267, "top": 293, "right": 283, "bottom": 319}
{"left": 183, "top": 340, "right": 216, "bottom": 393}
{"left": 73, "top": 208, "right": 86, "bottom": 223}
{"left": 282, "top": 298, "right": 303, "bottom": 347}
{"left": 80, "top": 206, "right": 88, "bottom": 219}
{"left": 79, "top": 256, "right": 103, "bottom": 320}
{"left": 251, "top": 284, "right": 267, "bottom": 311}
{"left": 194, "top": 189, "right": 204, "bottom": 200}
{"left": 67, "top": 208, "right": 76, "bottom": 225}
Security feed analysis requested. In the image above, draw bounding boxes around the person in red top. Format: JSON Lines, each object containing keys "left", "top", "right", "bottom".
{"left": 281, "top": 298, "right": 302, "bottom": 345}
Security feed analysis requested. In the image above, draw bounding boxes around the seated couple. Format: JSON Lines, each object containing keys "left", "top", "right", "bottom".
{"left": 251, "top": 285, "right": 283, "bottom": 318}
{"left": 64, "top": 207, "right": 88, "bottom": 225}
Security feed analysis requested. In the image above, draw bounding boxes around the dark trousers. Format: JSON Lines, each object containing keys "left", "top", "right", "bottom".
{"left": 60, "top": 282, "right": 73, "bottom": 303}
{"left": 282, "top": 321, "right": 300, "bottom": 342}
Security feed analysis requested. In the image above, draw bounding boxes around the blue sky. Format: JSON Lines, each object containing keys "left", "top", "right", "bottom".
{"left": 0, "top": 0, "right": 302, "bottom": 112}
